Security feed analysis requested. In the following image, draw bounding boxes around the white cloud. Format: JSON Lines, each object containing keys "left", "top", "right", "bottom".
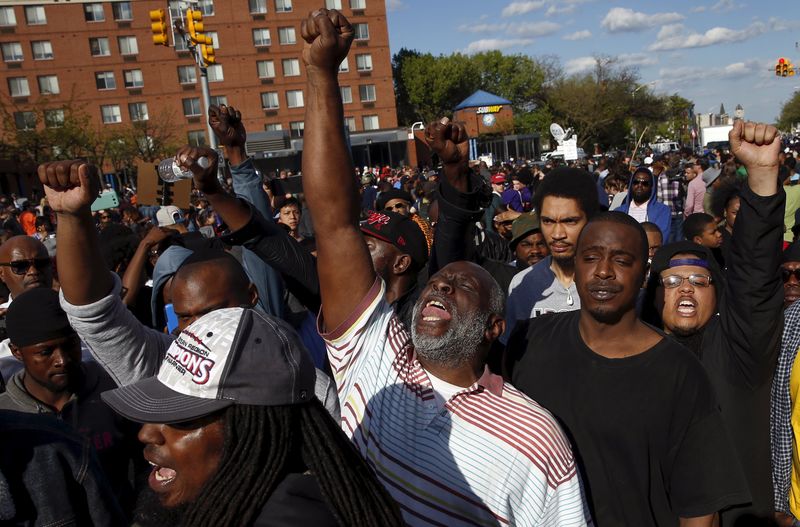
{"left": 463, "top": 38, "right": 535, "bottom": 53}
{"left": 564, "top": 56, "right": 597, "bottom": 75}
{"left": 601, "top": 7, "right": 685, "bottom": 33}
{"left": 690, "top": 5, "right": 707, "bottom": 13}
{"left": 648, "top": 22, "right": 767, "bottom": 51}
{"left": 562, "top": 29, "right": 592, "bottom": 40}
{"left": 617, "top": 53, "right": 659, "bottom": 68}
{"left": 711, "top": 0, "right": 738, "bottom": 12}
{"left": 457, "top": 22, "right": 507, "bottom": 33}
{"left": 546, "top": 4, "right": 577, "bottom": 16}
{"left": 501, "top": 0, "right": 546, "bottom": 17}
{"left": 458, "top": 21, "right": 560, "bottom": 38}
{"left": 657, "top": 59, "right": 763, "bottom": 87}
{"left": 386, "top": 0, "right": 405, "bottom": 11}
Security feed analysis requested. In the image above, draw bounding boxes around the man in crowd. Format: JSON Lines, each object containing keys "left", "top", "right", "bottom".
{"left": 0, "top": 287, "right": 142, "bottom": 513}
{"left": 656, "top": 161, "right": 685, "bottom": 242}
{"left": 509, "top": 213, "right": 548, "bottom": 271}
{"left": 502, "top": 168, "right": 598, "bottom": 344}
{"left": 614, "top": 166, "right": 671, "bottom": 241}
{"left": 781, "top": 242, "right": 800, "bottom": 309}
{"left": 683, "top": 213, "right": 723, "bottom": 250}
{"left": 299, "top": 9, "right": 588, "bottom": 525}
{"left": 506, "top": 211, "right": 750, "bottom": 525}
{"left": 642, "top": 221, "right": 663, "bottom": 261}
{"left": 102, "top": 307, "right": 404, "bottom": 527}
{"left": 376, "top": 188, "right": 413, "bottom": 217}
{"left": 643, "top": 120, "right": 784, "bottom": 523}
{"left": 685, "top": 158, "right": 708, "bottom": 216}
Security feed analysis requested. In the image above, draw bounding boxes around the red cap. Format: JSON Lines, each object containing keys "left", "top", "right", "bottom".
{"left": 491, "top": 174, "right": 506, "bottom": 184}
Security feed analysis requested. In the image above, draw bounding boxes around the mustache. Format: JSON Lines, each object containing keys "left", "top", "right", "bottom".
{"left": 587, "top": 282, "right": 623, "bottom": 293}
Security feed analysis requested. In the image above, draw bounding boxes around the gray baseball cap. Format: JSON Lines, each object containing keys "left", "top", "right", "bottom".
{"left": 102, "top": 308, "right": 316, "bottom": 424}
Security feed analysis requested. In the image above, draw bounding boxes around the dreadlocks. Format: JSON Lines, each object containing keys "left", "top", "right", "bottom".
{"left": 179, "top": 401, "right": 404, "bottom": 527}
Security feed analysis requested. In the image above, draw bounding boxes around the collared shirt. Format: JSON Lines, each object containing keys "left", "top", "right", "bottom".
{"left": 657, "top": 173, "right": 684, "bottom": 217}
{"left": 321, "top": 278, "right": 588, "bottom": 527}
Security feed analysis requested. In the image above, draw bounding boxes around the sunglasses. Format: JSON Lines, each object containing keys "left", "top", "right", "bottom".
{"left": 782, "top": 268, "right": 800, "bottom": 282}
{"left": 632, "top": 179, "right": 652, "bottom": 187}
{"left": 659, "top": 274, "right": 713, "bottom": 289}
{"left": 0, "top": 257, "right": 51, "bottom": 275}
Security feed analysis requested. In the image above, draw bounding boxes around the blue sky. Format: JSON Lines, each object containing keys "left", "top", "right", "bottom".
{"left": 385, "top": 0, "right": 800, "bottom": 124}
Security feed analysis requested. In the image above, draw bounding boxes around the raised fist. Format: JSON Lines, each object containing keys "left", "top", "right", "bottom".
{"left": 209, "top": 104, "right": 246, "bottom": 149}
{"left": 174, "top": 146, "right": 221, "bottom": 195}
{"left": 300, "top": 9, "right": 353, "bottom": 72}
{"left": 729, "top": 120, "right": 780, "bottom": 173}
{"left": 37, "top": 160, "right": 101, "bottom": 215}
{"left": 424, "top": 117, "right": 469, "bottom": 167}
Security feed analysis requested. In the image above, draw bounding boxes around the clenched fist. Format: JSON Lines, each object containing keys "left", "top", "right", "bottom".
{"left": 37, "top": 160, "right": 101, "bottom": 215}
{"left": 209, "top": 104, "right": 246, "bottom": 149}
{"left": 174, "top": 146, "right": 222, "bottom": 195}
{"left": 729, "top": 120, "right": 781, "bottom": 196}
{"left": 424, "top": 117, "right": 469, "bottom": 167}
{"left": 300, "top": 9, "right": 353, "bottom": 73}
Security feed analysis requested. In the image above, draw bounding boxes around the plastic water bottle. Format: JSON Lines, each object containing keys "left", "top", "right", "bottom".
{"left": 157, "top": 156, "right": 209, "bottom": 183}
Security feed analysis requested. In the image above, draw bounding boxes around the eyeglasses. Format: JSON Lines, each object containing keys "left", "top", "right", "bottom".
{"left": 782, "top": 268, "right": 800, "bottom": 282}
{"left": 632, "top": 178, "right": 652, "bottom": 187}
{"left": 0, "top": 257, "right": 51, "bottom": 275}
{"left": 659, "top": 274, "right": 713, "bottom": 288}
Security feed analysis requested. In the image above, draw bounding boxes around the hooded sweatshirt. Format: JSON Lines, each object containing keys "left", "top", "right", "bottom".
{"left": 642, "top": 183, "right": 785, "bottom": 523}
{"left": 615, "top": 169, "right": 671, "bottom": 241}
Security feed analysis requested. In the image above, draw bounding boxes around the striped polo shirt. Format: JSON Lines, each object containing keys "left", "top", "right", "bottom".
{"left": 321, "top": 278, "right": 589, "bottom": 526}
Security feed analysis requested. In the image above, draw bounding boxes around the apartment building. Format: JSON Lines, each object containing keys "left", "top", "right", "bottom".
{"left": 0, "top": 0, "right": 397, "bottom": 156}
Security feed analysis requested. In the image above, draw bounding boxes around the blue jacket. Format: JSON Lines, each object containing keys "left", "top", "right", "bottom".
{"left": 614, "top": 171, "right": 671, "bottom": 241}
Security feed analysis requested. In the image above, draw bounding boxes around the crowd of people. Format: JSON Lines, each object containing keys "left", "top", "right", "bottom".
{"left": 2, "top": 8, "right": 800, "bottom": 527}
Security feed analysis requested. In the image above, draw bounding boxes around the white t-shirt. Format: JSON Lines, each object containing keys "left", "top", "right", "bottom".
{"left": 427, "top": 371, "right": 467, "bottom": 409}
{"left": 628, "top": 201, "right": 649, "bottom": 223}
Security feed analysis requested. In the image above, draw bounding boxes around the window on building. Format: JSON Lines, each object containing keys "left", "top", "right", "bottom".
{"left": 264, "top": 123, "right": 282, "bottom": 131}
{"left": 183, "top": 98, "right": 201, "bottom": 117}
{"left": 197, "top": 0, "right": 214, "bottom": 16}
{"left": 207, "top": 32, "right": 219, "bottom": 48}
{"left": 123, "top": 69, "right": 143, "bottom": 88}
{"left": 95, "top": 71, "right": 116, "bottom": 90}
{"left": 210, "top": 95, "right": 228, "bottom": 107}
{"left": 340, "top": 86, "right": 352, "bottom": 104}
{"left": 178, "top": 65, "right": 197, "bottom": 84}
{"left": 168, "top": 1, "right": 182, "bottom": 20}
{"left": 344, "top": 116, "right": 356, "bottom": 131}
{"left": 31, "top": 41, "right": 53, "bottom": 60}
{"left": 249, "top": 0, "right": 267, "bottom": 14}
{"left": 14, "top": 111, "right": 36, "bottom": 130}
{"left": 350, "top": 0, "right": 366, "bottom": 9}
{"left": 8, "top": 77, "right": 29, "bottom": 97}
{"left": 353, "top": 23, "right": 369, "bottom": 40}
{"left": 289, "top": 121, "right": 304, "bottom": 138}
{"left": 325, "top": 0, "right": 342, "bottom": 8}
{"left": 118, "top": 36, "right": 138, "bottom": 55}
{"left": 253, "top": 28, "right": 271, "bottom": 47}
{"left": 128, "top": 102, "right": 148, "bottom": 121}
{"left": 101, "top": 105, "right": 122, "bottom": 124}
{"left": 25, "top": 6, "right": 46, "bottom": 25}
{"left": 44, "top": 109, "right": 64, "bottom": 127}
{"left": 282, "top": 58, "right": 300, "bottom": 77}
{"left": 89, "top": 37, "right": 111, "bottom": 57}
{"left": 261, "top": 92, "right": 279, "bottom": 109}
{"left": 359, "top": 84, "right": 376, "bottom": 102}
{"left": 84, "top": 3, "right": 104, "bottom": 22}
{"left": 278, "top": 27, "right": 296, "bottom": 45}
{"left": 338, "top": 57, "right": 349, "bottom": 72}
{"left": 0, "top": 7, "right": 16, "bottom": 26}
{"left": 38, "top": 75, "right": 59, "bottom": 95}
{"left": 207, "top": 64, "right": 223, "bottom": 82}
{"left": 362, "top": 115, "right": 379, "bottom": 130}
{"left": 275, "top": 0, "right": 292, "bottom": 12}
{"left": 188, "top": 131, "right": 207, "bottom": 147}
{"left": 174, "top": 35, "right": 189, "bottom": 52}
{"left": 1, "top": 43, "right": 23, "bottom": 62}
{"left": 356, "top": 53, "right": 372, "bottom": 71}
{"left": 286, "top": 89, "right": 304, "bottom": 108}
{"left": 112, "top": 2, "right": 133, "bottom": 21}
{"left": 257, "top": 60, "right": 275, "bottom": 79}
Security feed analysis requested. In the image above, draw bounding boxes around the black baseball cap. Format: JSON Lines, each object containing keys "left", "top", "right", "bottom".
{"left": 360, "top": 210, "right": 429, "bottom": 271}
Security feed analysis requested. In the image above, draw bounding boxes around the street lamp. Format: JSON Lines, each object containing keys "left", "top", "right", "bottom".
{"left": 631, "top": 81, "right": 657, "bottom": 149}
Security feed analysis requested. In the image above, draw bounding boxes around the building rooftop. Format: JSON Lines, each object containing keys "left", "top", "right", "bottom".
{"left": 454, "top": 90, "right": 511, "bottom": 110}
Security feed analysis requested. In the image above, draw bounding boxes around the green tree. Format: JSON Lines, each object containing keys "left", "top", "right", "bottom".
{"left": 397, "top": 51, "right": 477, "bottom": 124}
{"left": 778, "top": 91, "right": 800, "bottom": 131}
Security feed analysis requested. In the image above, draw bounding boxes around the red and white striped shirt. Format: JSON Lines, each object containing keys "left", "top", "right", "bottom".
{"left": 321, "top": 278, "right": 589, "bottom": 526}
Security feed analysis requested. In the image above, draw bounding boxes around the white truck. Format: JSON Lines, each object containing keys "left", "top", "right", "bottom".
{"left": 700, "top": 125, "right": 733, "bottom": 149}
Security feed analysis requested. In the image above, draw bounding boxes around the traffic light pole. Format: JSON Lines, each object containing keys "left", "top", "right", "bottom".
{"left": 198, "top": 65, "right": 217, "bottom": 150}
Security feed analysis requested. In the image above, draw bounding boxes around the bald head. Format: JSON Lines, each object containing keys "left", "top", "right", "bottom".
{"left": 0, "top": 236, "right": 52, "bottom": 298}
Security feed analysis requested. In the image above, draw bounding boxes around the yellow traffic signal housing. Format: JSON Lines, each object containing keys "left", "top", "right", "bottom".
{"left": 185, "top": 9, "right": 204, "bottom": 43}
{"left": 201, "top": 43, "right": 215, "bottom": 65}
{"left": 149, "top": 9, "right": 168, "bottom": 46}
{"left": 776, "top": 63, "right": 783, "bottom": 76}
{"left": 790, "top": 67, "right": 796, "bottom": 77}
{"left": 783, "top": 63, "right": 790, "bottom": 77}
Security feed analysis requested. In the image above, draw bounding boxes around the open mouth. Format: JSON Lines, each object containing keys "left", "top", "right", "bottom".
{"left": 676, "top": 297, "right": 697, "bottom": 316}
{"left": 420, "top": 299, "right": 452, "bottom": 322}
{"left": 147, "top": 460, "right": 178, "bottom": 490}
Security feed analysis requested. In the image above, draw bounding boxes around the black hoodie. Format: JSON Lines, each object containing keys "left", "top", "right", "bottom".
{"left": 642, "top": 184, "right": 785, "bottom": 522}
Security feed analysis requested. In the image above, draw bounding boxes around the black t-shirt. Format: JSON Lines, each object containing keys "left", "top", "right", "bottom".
{"left": 507, "top": 311, "right": 750, "bottom": 526}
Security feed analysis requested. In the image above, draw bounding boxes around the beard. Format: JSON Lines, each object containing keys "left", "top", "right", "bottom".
{"left": 133, "top": 487, "right": 190, "bottom": 527}
{"left": 410, "top": 298, "right": 489, "bottom": 369}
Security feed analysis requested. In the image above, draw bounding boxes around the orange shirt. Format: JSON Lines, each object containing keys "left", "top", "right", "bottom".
{"left": 19, "top": 210, "right": 36, "bottom": 236}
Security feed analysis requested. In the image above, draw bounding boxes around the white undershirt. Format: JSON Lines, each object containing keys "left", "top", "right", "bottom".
{"left": 628, "top": 201, "right": 649, "bottom": 223}
{"left": 427, "top": 370, "right": 467, "bottom": 409}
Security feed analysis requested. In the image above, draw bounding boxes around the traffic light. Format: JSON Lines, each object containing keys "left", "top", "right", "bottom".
{"left": 185, "top": 9, "right": 203, "bottom": 43}
{"left": 149, "top": 9, "right": 168, "bottom": 46}
{"left": 201, "top": 37, "right": 215, "bottom": 65}
{"left": 776, "top": 58, "right": 784, "bottom": 76}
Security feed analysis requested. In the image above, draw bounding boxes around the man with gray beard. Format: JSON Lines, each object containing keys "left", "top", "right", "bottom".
{"left": 300, "top": 8, "right": 589, "bottom": 525}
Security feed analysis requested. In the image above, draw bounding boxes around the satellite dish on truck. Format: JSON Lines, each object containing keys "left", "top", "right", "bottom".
{"left": 550, "top": 123, "right": 566, "bottom": 145}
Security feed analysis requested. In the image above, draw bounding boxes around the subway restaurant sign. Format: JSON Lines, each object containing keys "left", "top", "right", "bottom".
{"left": 476, "top": 105, "right": 503, "bottom": 114}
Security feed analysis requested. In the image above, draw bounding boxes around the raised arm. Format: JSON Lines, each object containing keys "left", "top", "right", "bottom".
{"left": 300, "top": 9, "right": 373, "bottom": 330}
{"left": 120, "top": 226, "right": 172, "bottom": 306}
{"left": 38, "top": 160, "right": 113, "bottom": 305}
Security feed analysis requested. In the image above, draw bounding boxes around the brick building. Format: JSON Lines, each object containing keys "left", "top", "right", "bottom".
{"left": 0, "top": 0, "right": 397, "bottom": 190}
